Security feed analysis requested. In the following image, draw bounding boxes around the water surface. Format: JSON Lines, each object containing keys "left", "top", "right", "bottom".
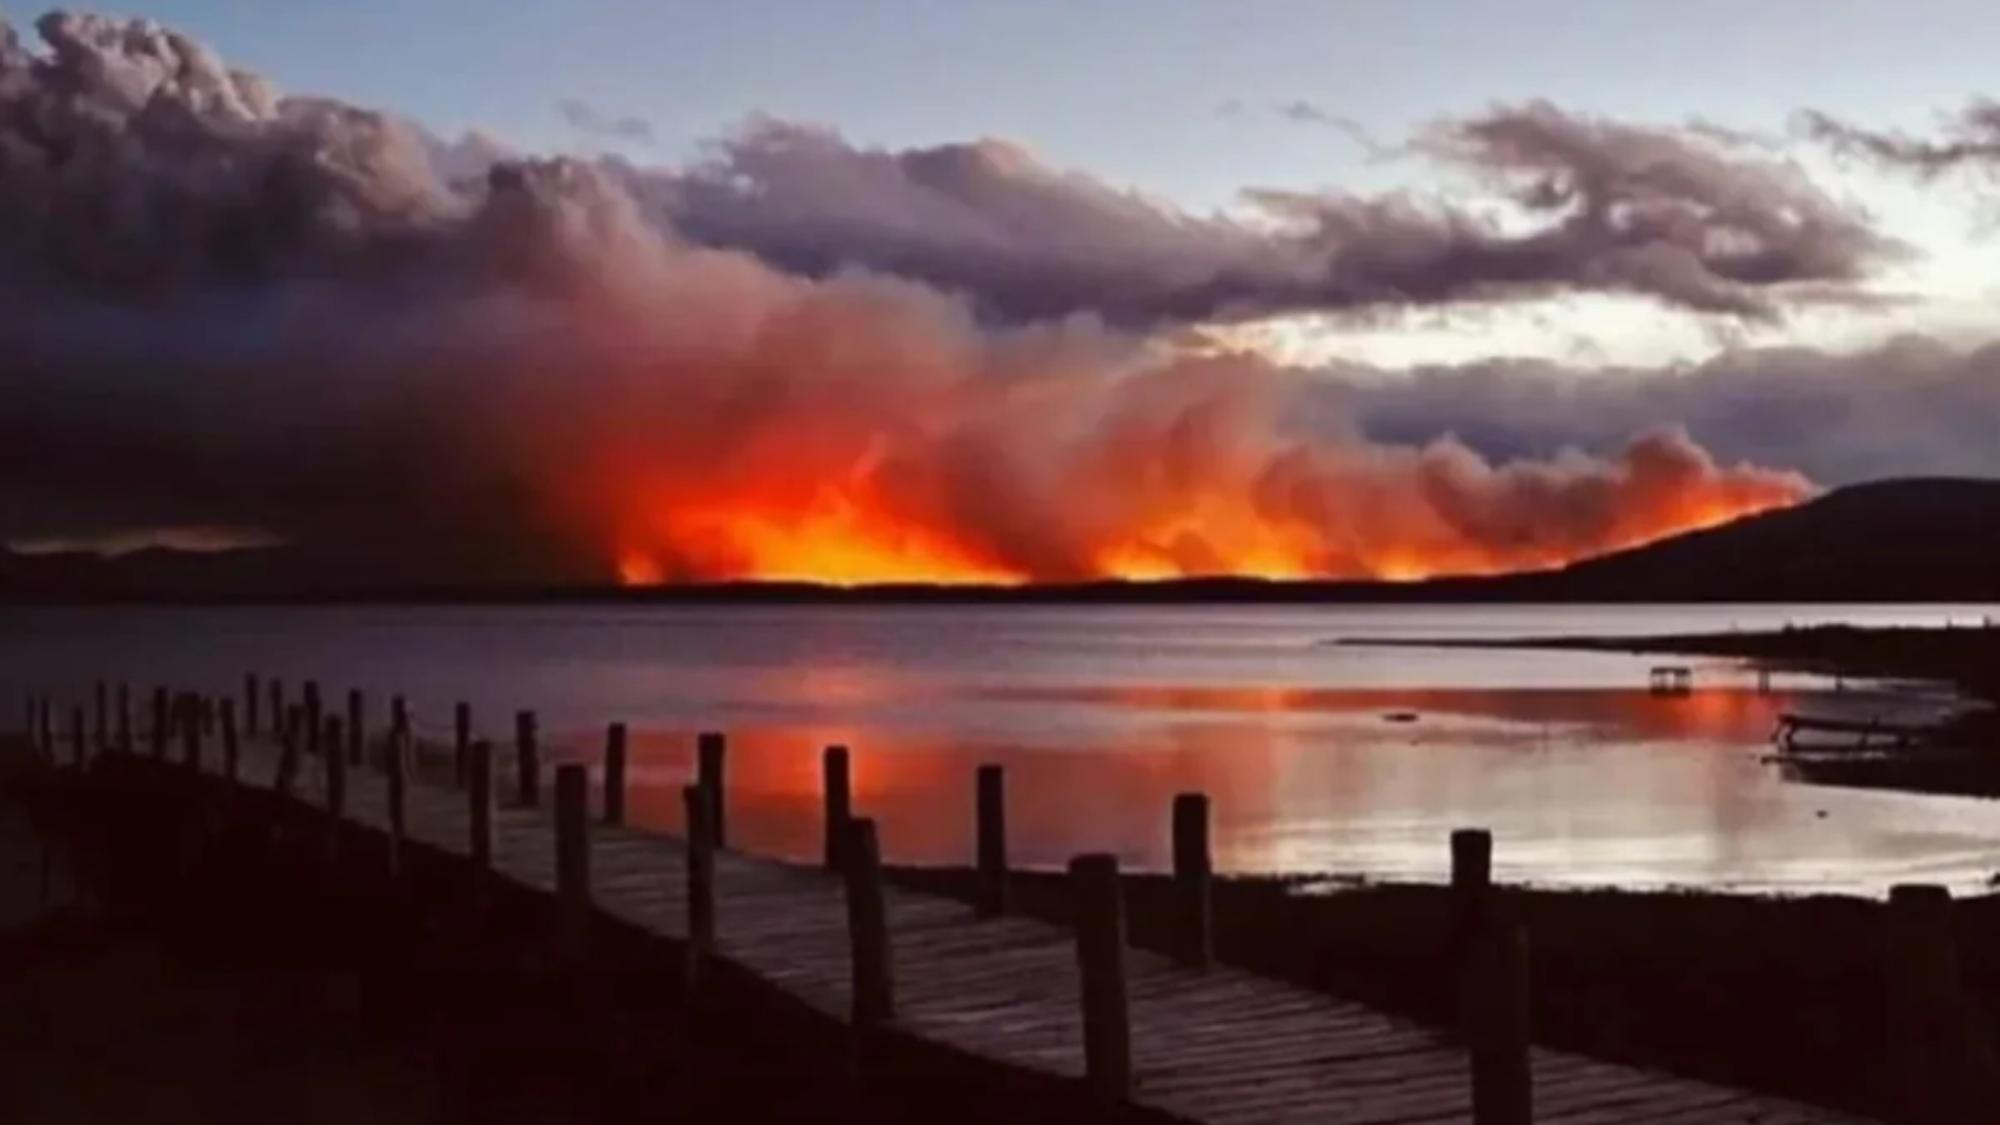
{"left": 4, "top": 602, "right": 1995, "bottom": 896}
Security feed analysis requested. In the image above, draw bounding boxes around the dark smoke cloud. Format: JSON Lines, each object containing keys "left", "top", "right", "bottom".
{"left": 557, "top": 97, "right": 655, "bottom": 145}
{"left": 1799, "top": 101, "right": 2000, "bottom": 177}
{"left": 1323, "top": 335, "right": 2000, "bottom": 487}
{"left": 644, "top": 103, "right": 1891, "bottom": 326}
{"left": 0, "top": 11, "right": 1845, "bottom": 579}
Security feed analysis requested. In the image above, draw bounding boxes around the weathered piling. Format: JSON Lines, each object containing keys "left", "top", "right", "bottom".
{"left": 1172, "top": 792, "right": 1213, "bottom": 968}
{"left": 93, "top": 680, "right": 107, "bottom": 752}
{"left": 453, "top": 702, "right": 471, "bottom": 788}
{"left": 274, "top": 708, "right": 303, "bottom": 797}
{"left": 1071, "top": 852, "right": 1133, "bottom": 1101}
{"left": 555, "top": 763, "right": 592, "bottom": 956}
{"left": 68, "top": 705, "right": 85, "bottom": 769}
{"left": 245, "top": 672, "right": 260, "bottom": 737}
{"left": 386, "top": 727, "right": 409, "bottom": 876}
{"left": 1465, "top": 921, "right": 1533, "bottom": 1125}
{"left": 346, "top": 689, "right": 364, "bottom": 766}
{"left": 515, "top": 710, "right": 540, "bottom": 807}
{"left": 603, "top": 722, "right": 628, "bottom": 826}
{"left": 324, "top": 716, "right": 347, "bottom": 853}
{"left": 221, "top": 699, "right": 239, "bottom": 783}
{"left": 150, "top": 687, "right": 168, "bottom": 758}
{"left": 820, "top": 745, "right": 852, "bottom": 871}
{"left": 468, "top": 741, "right": 495, "bottom": 870}
{"left": 1453, "top": 828, "right": 1494, "bottom": 929}
{"left": 390, "top": 695, "right": 409, "bottom": 772}
{"left": 683, "top": 783, "right": 716, "bottom": 993}
{"left": 977, "top": 763, "right": 1009, "bottom": 916}
{"left": 698, "top": 731, "right": 727, "bottom": 848}
{"left": 844, "top": 817, "right": 894, "bottom": 1031}
{"left": 1886, "top": 883, "right": 1995, "bottom": 1124}
{"left": 116, "top": 684, "right": 131, "bottom": 756}
{"left": 178, "top": 695, "right": 202, "bottom": 770}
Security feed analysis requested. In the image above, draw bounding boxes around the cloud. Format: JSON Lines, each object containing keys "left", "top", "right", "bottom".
{"left": 0, "top": 11, "right": 1810, "bottom": 585}
{"left": 557, "top": 97, "right": 656, "bottom": 145}
{"left": 1798, "top": 101, "right": 2000, "bottom": 178}
{"left": 642, "top": 103, "right": 1893, "bottom": 327}
{"left": 1319, "top": 334, "right": 2000, "bottom": 487}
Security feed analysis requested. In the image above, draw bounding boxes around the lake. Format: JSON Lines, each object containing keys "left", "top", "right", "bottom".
{"left": 5, "top": 602, "right": 1998, "bottom": 896}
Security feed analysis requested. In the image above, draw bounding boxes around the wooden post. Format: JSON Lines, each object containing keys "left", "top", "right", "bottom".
{"left": 1172, "top": 792, "right": 1212, "bottom": 968}
{"left": 1886, "top": 884, "right": 1994, "bottom": 1123}
{"left": 275, "top": 708, "right": 302, "bottom": 797}
{"left": 324, "top": 716, "right": 347, "bottom": 855}
{"left": 179, "top": 695, "right": 202, "bottom": 771}
{"left": 453, "top": 702, "right": 471, "bottom": 788}
{"left": 269, "top": 678, "right": 284, "bottom": 736}
{"left": 93, "top": 680, "right": 107, "bottom": 752}
{"left": 698, "top": 731, "right": 727, "bottom": 848}
{"left": 386, "top": 726, "right": 408, "bottom": 877}
{"left": 389, "top": 695, "right": 408, "bottom": 773}
{"left": 303, "top": 682, "right": 322, "bottom": 760}
{"left": 515, "top": 710, "right": 540, "bottom": 807}
{"left": 468, "top": 741, "right": 495, "bottom": 870}
{"left": 603, "top": 722, "right": 628, "bottom": 826}
{"left": 1464, "top": 921, "right": 1533, "bottom": 1125}
{"left": 683, "top": 783, "right": 716, "bottom": 994}
{"left": 68, "top": 705, "right": 85, "bottom": 769}
{"left": 346, "top": 689, "right": 364, "bottom": 766}
{"left": 220, "top": 700, "right": 239, "bottom": 783}
{"left": 844, "top": 817, "right": 894, "bottom": 1030}
{"left": 245, "top": 673, "right": 260, "bottom": 737}
{"left": 977, "top": 764, "right": 1008, "bottom": 916}
{"left": 116, "top": 684, "right": 131, "bottom": 756}
{"left": 1071, "top": 853, "right": 1132, "bottom": 1101}
{"left": 151, "top": 687, "right": 168, "bottom": 758}
{"left": 1453, "top": 829, "right": 1494, "bottom": 911}
{"left": 555, "top": 764, "right": 591, "bottom": 956}
{"left": 823, "top": 745, "right": 852, "bottom": 871}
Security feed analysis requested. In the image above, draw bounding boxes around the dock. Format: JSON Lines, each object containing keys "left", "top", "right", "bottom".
{"left": 20, "top": 682, "right": 1947, "bottom": 1123}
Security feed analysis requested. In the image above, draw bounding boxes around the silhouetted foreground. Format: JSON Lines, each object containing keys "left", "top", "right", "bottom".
{"left": 0, "top": 746, "right": 1125, "bottom": 1125}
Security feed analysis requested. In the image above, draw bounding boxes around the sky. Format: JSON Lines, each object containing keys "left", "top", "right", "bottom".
{"left": 6, "top": 4, "right": 2000, "bottom": 585}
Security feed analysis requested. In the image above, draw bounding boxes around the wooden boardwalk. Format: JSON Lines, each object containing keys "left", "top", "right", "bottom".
{"left": 74, "top": 715, "right": 1856, "bottom": 1125}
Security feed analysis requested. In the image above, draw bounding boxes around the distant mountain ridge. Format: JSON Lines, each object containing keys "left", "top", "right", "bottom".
{"left": 5, "top": 478, "right": 1999, "bottom": 603}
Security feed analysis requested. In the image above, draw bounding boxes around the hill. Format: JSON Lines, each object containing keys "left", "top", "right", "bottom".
{"left": 4, "top": 478, "right": 1999, "bottom": 603}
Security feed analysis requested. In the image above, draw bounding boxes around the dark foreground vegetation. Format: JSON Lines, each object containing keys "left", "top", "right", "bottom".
{"left": 890, "top": 866, "right": 2000, "bottom": 1119}
{"left": 0, "top": 745, "right": 1138, "bottom": 1125}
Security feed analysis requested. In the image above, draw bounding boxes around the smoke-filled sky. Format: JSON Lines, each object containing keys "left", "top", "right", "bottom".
{"left": 5, "top": 5, "right": 2000, "bottom": 586}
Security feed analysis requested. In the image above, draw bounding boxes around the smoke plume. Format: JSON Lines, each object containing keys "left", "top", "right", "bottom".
{"left": 0, "top": 11, "right": 1816, "bottom": 585}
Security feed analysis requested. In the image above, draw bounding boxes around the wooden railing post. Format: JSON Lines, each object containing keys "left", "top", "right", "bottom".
{"left": 1886, "top": 883, "right": 1997, "bottom": 1123}
{"left": 977, "top": 764, "right": 1008, "bottom": 916}
{"left": 1465, "top": 921, "right": 1533, "bottom": 1125}
{"left": 697, "top": 731, "right": 727, "bottom": 848}
{"left": 555, "top": 764, "right": 592, "bottom": 956}
{"left": 150, "top": 687, "right": 168, "bottom": 758}
{"left": 1071, "top": 852, "right": 1132, "bottom": 1101}
{"left": 468, "top": 741, "right": 495, "bottom": 871}
{"left": 68, "top": 704, "right": 85, "bottom": 769}
{"left": 603, "top": 722, "right": 628, "bottom": 826}
{"left": 823, "top": 745, "right": 852, "bottom": 871}
{"left": 324, "top": 716, "right": 347, "bottom": 857}
{"left": 844, "top": 817, "right": 894, "bottom": 1031}
{"left": 1172, "top": 792, "right": 1213, "bottom": 968}
{"left": 346, "top": 689, "right": 364, "bottom": 766}
{"left": 1453, "top": 828, "right": 1494, "bottom": 930}
{"left": 116, "top": 684, "right": 131, "bottom": 756}
{"left": 683, "top": 783, "right": 716, "bottom": 995}
{"left": 93, "top": 680, "right": 107, "bottom": 752}
{"left": 221, "top": 700, "right": 240, "bottom": 783}
{"left": 178, "top": 695, "right": 201, "bottom": 770}
{"left": 515, "top": 710, "right": 540, "bottom": 807}
{"left": 275, "top": 708, "right": 303, "bottom": 797}
{"left": 386, "top": 726, "right": 408, "bottom": 876}
{"left": 453, "top": 702, "right": 471, "bottom": 788}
